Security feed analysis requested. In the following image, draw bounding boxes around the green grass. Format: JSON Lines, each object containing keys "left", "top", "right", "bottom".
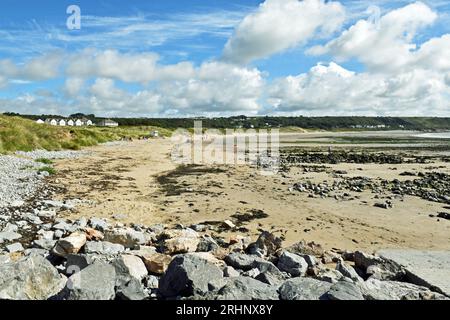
{"left": 37, "top": 166, "right": 56, "bottom": 175}
{"left": 0, "top": 115, "right": 172, "bottom": 154}
{"left": 35, "top": 158, "right": 53, "bottom": 165}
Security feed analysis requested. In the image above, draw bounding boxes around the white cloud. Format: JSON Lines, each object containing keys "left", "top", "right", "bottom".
{"left": 0, "top": 52, "right": 63, "bottom": 83}
{"left": 223, "top": 0, "right": 345, "bottom": 64}
{"left": 267, "top": 62, "right": 450, "bottom": 116}
{"left": 308, "top": 2, "right": 441, "bottom": 73}
{"left": 65, "top": 49, "right": 195, "bottom": 84}
{"left": 159, "top": 62, "right": 264, "bottom": 115}
{"left": 64, "top": 78, "right": 84, "bottom": 97}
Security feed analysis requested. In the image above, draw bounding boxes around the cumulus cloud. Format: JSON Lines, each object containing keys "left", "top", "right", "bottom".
{"left": 66, "top": 49, "right": 195, "bottom": 83}
{"left": 223, "top": 0, "right": 345, "bottom": 64}
{"left": 308, "top": 2, "right": 444, "bottom": 73}
{"left": 64, "top": 78, "right": 85, "bottom": 97}
{"left": 267, "top": 62, "right": 450, "bottom": 116}
{"left": 159, "top": 62, "right": 264, "bottom": 115}
{"left": 0, "top": 52, "right": 63, "bottom": 84}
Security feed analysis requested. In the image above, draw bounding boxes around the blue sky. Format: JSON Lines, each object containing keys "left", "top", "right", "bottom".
{"left": 0, "top": 0, "right": 449, "bottom": 117}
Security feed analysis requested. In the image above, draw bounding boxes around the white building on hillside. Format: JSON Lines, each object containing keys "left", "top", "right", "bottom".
{"left": 67, "top": 119, "right": 74, "bottom": 126}
{"left": 45, "top": 118, "right": 58, "bottom": 126}
{"left": 58, "top": 119, "right": 66, "bottom": 126}
{"left": 85, "top": 119, "right": 93, "bottom": 126}
{"left": 98, "top": 119, "right": 119, "bottom": 127}
{"left": 75, "top": 119, "right": 83, "bottom": 126}
{"left": 36, "top": 119, "right": 44, "bottom": 124}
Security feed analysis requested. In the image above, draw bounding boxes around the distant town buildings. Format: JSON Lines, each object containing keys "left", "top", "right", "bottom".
{"left": 40, "top": 118, "right": 95, "bottom": 127}
{"left": 97, "top": 119, "right": 119, "bottom": 127}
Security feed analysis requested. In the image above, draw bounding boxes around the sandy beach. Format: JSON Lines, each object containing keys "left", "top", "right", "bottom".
{"left": 50, "top": 133, "right": 450, "bottom": 253}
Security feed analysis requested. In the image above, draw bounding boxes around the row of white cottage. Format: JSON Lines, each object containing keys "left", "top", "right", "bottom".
{"left": 36, "top": 118, "right": 94, "bottom": 127}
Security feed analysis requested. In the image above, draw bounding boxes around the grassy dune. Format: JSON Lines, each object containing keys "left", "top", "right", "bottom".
{"left": 0, "top": 115, "right": 172, "bottom": 153}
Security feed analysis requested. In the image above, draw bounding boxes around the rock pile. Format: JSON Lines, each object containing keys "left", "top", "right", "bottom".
{"left": 0, "top": 216, "right": 448, "bottom": 300}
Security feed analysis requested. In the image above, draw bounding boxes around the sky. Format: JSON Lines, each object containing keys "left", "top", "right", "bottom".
{"left": 0, "top": 0, "right": 449, "bottom": 117}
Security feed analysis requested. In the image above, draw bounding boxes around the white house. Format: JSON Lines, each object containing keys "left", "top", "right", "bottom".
{"left": 67, "top": 119, "right": 74, "bottom": 126}
{"left": 150, "top": 130, "right": 159, "bottom": 137}
{"left": 75, "top": 119, "right": 83, "bottom": 126}
{"left": 45, "top": 118, "right": 58, "bottom": 126}
{"left": 36, "top": 119, "right": 44, "bottom": 124}
{"left": 98, "top": 119, "right": 119, "bottom": 127}
{"left": 85, "top": 119, "right": 93, "bottom": 126}
{"left": 58, "top": 119, "right": 66, "bottom": 126}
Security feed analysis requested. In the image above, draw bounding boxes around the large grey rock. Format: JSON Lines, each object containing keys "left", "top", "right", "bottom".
{"left": 0, "top": 255, "right": 65, "bottom": 300}
{"left": 277, "top": 251, "right": 308, "bottom": 277}
{"left": 354, "top": 250, "right": 404, "bottom": 280}
{"left": 225, "top": 253, "right": 284, "bottom": 280}
{"left": 84, "top": 241, "right": 125, "bottom": 255}
{"left": 112, "top": 255, "right": 148, "bottom": 285}
{"left": 65, "top": 262, "right": 116, "bottom": 300}
{"left": 116, "top": 278, "right": 148, "bottom": 300}
{"left": 159, "top": 254, "right": 223, "bottom": 297}
{"left": 89, "top": 217, "right": 109, "bottom": 231}
{"left": 6, "top": 243, "right": 24, "bottom": 253}
{"left": 377, "top": 249, "right": 450, "bottom": 297}
{"left": 326, "top": 280, "right": 364, "bottom": 300}
{"left": 336, "top": 261, "right": 363, "bottom": 282}
{"left": 52, "top": 232, "right": 87, "bottom": 257}
{"left": 33, "top": 239, "right": 57, "bottom": 250}
{"left": 210, "top": 277, "right": 279, "bottom": 300}
{"left": 104, "top": 228, "right": 148, "bottom": 249}
{"left": 246, "top": 231, "right": 282, "bottom": 257}
{"left": 359, "top": 278, "right": 448, "bottom": 300}
{"left": 279, "top": 278, "right": 332, "bottom": 300}
{"left": 0, "top": 231, "right": 21, "bottom": 243}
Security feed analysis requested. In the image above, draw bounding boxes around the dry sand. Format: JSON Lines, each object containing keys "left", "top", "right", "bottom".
{"left": 50, "top": 138, "right": 450, "bottom": 253}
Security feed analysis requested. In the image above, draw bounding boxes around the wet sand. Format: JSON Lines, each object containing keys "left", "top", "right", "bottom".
{"left": 49, "top": 135, "right": 450, "bottom": 253}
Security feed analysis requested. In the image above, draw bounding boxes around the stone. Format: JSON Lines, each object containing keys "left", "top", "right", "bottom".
{"left": 159, "top": 254, "right": 223, "bottom": 297}
{"left": 164, "top": 237, "right": 200, "bottom": 254}
{"left": 84, "top": 228, "right": 104, "bottom": 241}
{"left": 279, "top": 277, "right": 332, "bottom": 300}
{"left": 246, "top": 231, "right": 282, "bottom": 257}
{"left": 65, "top": 262, "right": 116, "bottom": 300}
{"left": 116, "top": 278, "right": 148, "bottom": 300}
{"left": 286, "top": 241, "right": 324, "bottom": 257}
{"left": 84, "top": 241, "right": 125, "bottom": 255}
{"left": 255, "top": 271, "right": 284, "bottom": 286}
{"left": 222, "top": 220, "right": 236, "bottom": 229}
{"left": 52, "top": 232, "right": 87, "bottom": 257}
{"left": 33, "top": 239, "right": 57, "bottom": 251}
{"left": 2, "top": 223, "right": 18, "bottom": 233}
{"left": 128, "top": 245, "right": 157, "bottom": 258}
{"left": 196, "top": 235, "right": 220, "bottom": 252}
{"left": 359, "top": 278, "right": 448, "bottom": 300}
{"left": 225, "top": 253, "right": 259, "bottom": 270}
{"left": 326, "top": 280, "right": 364, "bottom": 300}
{"left": 211, "top": 277, "right": 279, "bottom": 300}
{"left": 187, "top": 252, "right": 226, "bottom": 268}
{"left": 104, "top": 228, "right": 148, "bottom": 249}
{"left": 377, "top": 249, "right": 450, "bottom": 296}
{"left": 0, "top": 231, "right": 21, "bottom": 243}
{"left": 65, "top": 254, "right": 95, "bottom": 274}
{"left": 53, "top": 221, "right": 76, "bottom": 233}
{"left": 141, "top": 253, "right": 172, "bottom": 275}
{"left": 223, "top": 266, "right": 240, "bottom": 278}
{"left": 145, "top": 275, "right": 160, "bottom": 289}
{"left": 336, "top": 261, "right": 363, "bottom": 282}
{"left": 242, "top": 268, "right": 261, "bottom": 278}
{"left": 113, "top": 255, "right": 148, "bottom": 284}
{"left": 6, "top": 243, "right": 24, "bottom": 253}
{"left": 313, "top": 269, "right": 345, "bottom": 284}
{"left": 37, "top": 230, "right": 54, "bottom": 240}
{"left": 89, "top": 217, "right": 109, "bottom": 231}
{"left": 277, "top": 251, "right": 309, "bottom": 277}
{"left": 0, "top": 255, "right": 65, "bottom": 300}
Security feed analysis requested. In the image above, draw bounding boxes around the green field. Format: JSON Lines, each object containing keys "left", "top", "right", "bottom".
{"left": 0, "top": 115, "right": 172, "bottom": 153}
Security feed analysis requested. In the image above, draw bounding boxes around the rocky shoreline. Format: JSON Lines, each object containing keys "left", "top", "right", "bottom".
{"left": 1, "top": 148, "right": 449, "bottom": 300}
{"left": 0, "top": 200, "right": 449, "bottom": 300}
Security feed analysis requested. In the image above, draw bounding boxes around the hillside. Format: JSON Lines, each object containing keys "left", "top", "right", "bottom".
{"left": 0, "top": 115, "right": 170, "bottom": 153}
